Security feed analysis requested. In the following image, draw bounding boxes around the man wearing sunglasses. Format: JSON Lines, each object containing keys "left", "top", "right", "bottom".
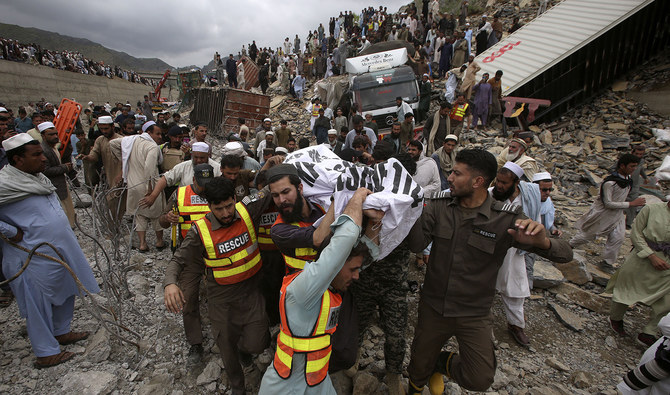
{"left": 533, "top": 171, "right": 562, "bottom": 237}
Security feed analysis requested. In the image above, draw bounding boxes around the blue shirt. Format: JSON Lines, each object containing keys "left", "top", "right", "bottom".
{"left": 14, "top": 117, "right": 32, "bottom": 133}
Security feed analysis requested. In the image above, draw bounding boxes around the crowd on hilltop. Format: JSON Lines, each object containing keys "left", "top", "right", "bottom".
{"left": 0, "top": 37, "right": 154, "bottom": 86}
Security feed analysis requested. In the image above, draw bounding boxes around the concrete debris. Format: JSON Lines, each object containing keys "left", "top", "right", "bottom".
{"left": 548, "top": 301, "right": 584, "bottom": 332}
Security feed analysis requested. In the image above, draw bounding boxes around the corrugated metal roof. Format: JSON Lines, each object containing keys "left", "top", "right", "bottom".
{"left": 474, "top": 0, "right": 654, "bottom": 95}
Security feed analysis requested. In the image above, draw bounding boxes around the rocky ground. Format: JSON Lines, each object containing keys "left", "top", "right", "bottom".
{"left": 2, "top": 4, "right": 670, "bottom": 395}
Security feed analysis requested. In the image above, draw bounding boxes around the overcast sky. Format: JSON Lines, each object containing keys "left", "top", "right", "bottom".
{"left": 0, "top": 0, "right": 410, "bottom": 68}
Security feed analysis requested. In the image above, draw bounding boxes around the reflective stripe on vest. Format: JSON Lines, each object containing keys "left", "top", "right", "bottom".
{"left": 194, "top": 203, "right": 261, "bottom": 285}
{"left": 311, "top": 104, "right": 322, "bottom": 117}
{"left": 177, "top": 185, "right": 210, "bottom": 239}
{"left": 449, "top": 103, "right": 469, "bottom": 121}
{"left": 273, "top": 272, "right": 342, "bottom": 386}
{"left": 258, "top": 209, "right": 279, "bottom": 251}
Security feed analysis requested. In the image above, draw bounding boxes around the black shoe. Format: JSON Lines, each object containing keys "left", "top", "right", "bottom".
{"left": 188, "top": 344, "right": 203, "bottom": 364}
{"left": 508, "top": 324, "right": 530, "bottom": 347}
{"left": 638, "top": 333, "right": 657, "bottom": 347}
{"left": 609, "top": 318, "right": 626, "bottom": 337}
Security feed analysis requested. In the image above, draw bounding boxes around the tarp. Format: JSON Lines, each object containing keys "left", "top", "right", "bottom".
{"left": 284, "top": 145, "right": 423, "bottom": 260}
{"left": 314, "top": 75, "right": 350, "bottom": 110}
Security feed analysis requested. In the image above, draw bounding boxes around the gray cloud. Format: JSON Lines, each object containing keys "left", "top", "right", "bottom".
{"left": 0, "top": 0, "right": 408, "bottom": 68}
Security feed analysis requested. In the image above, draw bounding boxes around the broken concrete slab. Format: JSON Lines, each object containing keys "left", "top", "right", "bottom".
{"left": 586, "top": 263, "right": 611, "bottom": 287}
{"left": 533, "top": 260, "right": 565, "bottom": 289}
{"left": 548, "top": 302, "right": 584, "bottom": 332}
{"left": 554, "top": 256, "right": 592, "bottom": 285}
{"left": 548, "top": 283, "right": 610, "bottom": 314}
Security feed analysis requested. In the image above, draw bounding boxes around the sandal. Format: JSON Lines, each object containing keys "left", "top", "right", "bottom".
{"left": 34, "top": 351, "right": 75, "bottom": 369}
{"left": 155, "top": 244, "right": 167, "bottom": 251}
{"left": 55, "top": 331, "right": 89, "bottom": 345}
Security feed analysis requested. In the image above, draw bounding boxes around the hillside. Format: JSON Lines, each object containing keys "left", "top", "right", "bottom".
{"left": 0, "top": 22, "right": 172, "bottom": 72}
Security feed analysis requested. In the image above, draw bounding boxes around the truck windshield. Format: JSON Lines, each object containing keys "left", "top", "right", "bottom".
{"left": 358, "top": 81, "right": 418, "bottom": 112}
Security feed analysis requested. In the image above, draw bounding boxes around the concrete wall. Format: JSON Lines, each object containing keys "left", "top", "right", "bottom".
{"left": 0, "top": 61, "right": 152, "bottom": 110}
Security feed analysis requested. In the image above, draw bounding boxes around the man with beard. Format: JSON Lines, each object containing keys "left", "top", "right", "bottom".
{"left": 496, "top": 138, "right": 539, "bottom": 181}
{"left": 533, "top": 172, "right": 562, "bottom": 237}
{"left": 405, "top": 149, "right": 572, "bottom": 394}
{"left": 312, "top": 108, "right": 330, "bottom": 145}
{"left": 254, "top": 118, "right": 277, "bottom": 152}
{"left": 164, "top": 177, "right": 273, "bottom": 394}
{"left": 387, "top": 122, "right": 404, "bottom": 154}
{"left": 424, "top": 102, "right": 452, "bottom": 156}
{"left": 326, "top": 128, "right": 343, "bottom": 155}
{"left": 490, "top": 162, "right": 542, "bottom": 347}
{"left": 431, "top": 134, "right": 458, "bottom": 191}
{"left": 344, "top": 115, "right": 377, "bottom": 153}
{"left": 78, "top": 115, "right": 123, "bottom": 218}
{"left": 259, "top": 188, "right": 382, "bottom": 394}
{"left": 268, "top": 164, "right": 360, "bottom": 373}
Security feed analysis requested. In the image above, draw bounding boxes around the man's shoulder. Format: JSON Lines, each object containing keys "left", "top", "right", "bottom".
{"left": 425, "top": 190, "right": 452, "bottom": 200}
{"left": 491, "top": 199, "right": 523, "bottom": 215}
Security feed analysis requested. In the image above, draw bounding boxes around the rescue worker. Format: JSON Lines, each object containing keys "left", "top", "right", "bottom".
{"left": 158, "top": 163, "right": 213, "bottom": 363}
{"left": 449, "top": 94, "right": 471, "bottom": 135}
{"left": 163, "top": 177, "right": 273, "bottom": 394}
{"left": 259, "top": 187, "right": 383, "bottom": 394}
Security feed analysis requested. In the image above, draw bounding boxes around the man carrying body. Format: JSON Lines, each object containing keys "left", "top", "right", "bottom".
{"left": 164, "top": 177, "right": 272, "bottom": 394}
{"left": 570, "top": 154, "right": 646, "bottom": 270}
{"left": 491, "top": 163, "right": 542, "bottom": 347}
{"left": 0, "top": 134, "right": 99, "bottom": 368}
{"left": 406, "top": 148, "right": 572, "bottom": 393}
{"left": 158, "top": 163, "right": 214, "bottom": 363}
{"left": 496, "top": 138, "right": 539, "bottom": 181}
{"left": 460, "top": 55, "right": 481, "bottom": 100}
{"left": 110, "top": 121, "right": 165, "bottom": 252}
{"left": 260, "top": 187, "right": 382, "bottom": 394}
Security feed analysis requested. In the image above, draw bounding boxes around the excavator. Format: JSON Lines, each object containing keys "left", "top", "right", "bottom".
{"left": 149, "top": 69, "right": 171, "bottom": 111}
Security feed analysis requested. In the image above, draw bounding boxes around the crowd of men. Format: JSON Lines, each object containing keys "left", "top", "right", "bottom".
{"left": 0, "top": 37, "right": 153, "bottom": 86}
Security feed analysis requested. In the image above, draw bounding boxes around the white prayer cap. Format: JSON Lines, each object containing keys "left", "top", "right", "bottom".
{"left": 422, "top": 73, "right": 430, "bottom": 78}
{"left": 275, "top": 147, "right": 288, "bottom": 154}
{"left": 192, "top": 142, "right": 209, "bottom": 153}
{"left": 482, "top": 14, "right": 488, "bottom": 18}
{"left": 532, "top": 172, "right": 552, "bottom": 182}
{"left": 465, "top": 23, "right": 470, "bottom": 26}
{"left": 0, "top": 107, "right": 7, "bottom": 113}
{"left": 222, "top": 141, "right": 246, "bottom": 157}
{"left": 178, "top": 124, "right": 188, "bottom": 129}
{"left": 327, "top": 128, "right": 337, "bottom": 135}
{"left": 444, "top": 134, "right": 458, "bottom": 142}
{"left": 37, "top": 121, "right": 56, "bottom": 133}
{"left": 2, "top": 133, "right": 35, "bottom": 151}
{"left": 98, "top": 115, "right": 113, "bottom": 124}
{"left": 87, "top": 101, "right": 93, "bottom": 106}
{"left": 263, "top": 118, "right": 272, "bottom": 122}
{"left": 141, "top": 121, "right": 156, "bottom": 133}
{"left": 502, "top": 161, "right": 524, "bottom": 179}
{"left": 265, "top": 131, "right": 275, "bottom": 136}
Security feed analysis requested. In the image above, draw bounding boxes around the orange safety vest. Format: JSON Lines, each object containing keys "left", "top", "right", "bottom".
{"left": 272, "top": 204, "right": 325, "bottom": 270}
{"left": 258, "top": 206, "right": 279, "bottom": 251}
{"left": 176, "top": 184, "right": 210, "bottom": 239}
{"left": 311, "top": 104, "right": 322, "bottom": 118}
{"left": 273, "top": 272, "right": 342, "bottom": 386}
{"left": 449, "top": 103, "right": 469, "bottom": 122}
{"left": 193, "top": 203, "right": 261, "bottom": 285}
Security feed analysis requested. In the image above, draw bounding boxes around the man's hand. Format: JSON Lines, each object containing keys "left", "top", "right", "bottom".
{"left": 649, "top": 254, "right": 670, "bottom": 271}
{"left": 351, "top": 188, "right": 372, "bottom": 203}
{"left": 113, "top": 175, "right": 123, "bottom": 187}
{"left": 64, "top": 162, "right": 73, "bottom": 171}
{"left": 551, "top": 229, "right": 563, "bottom": 237}
{"left": 363, "top": 208, "right": 384, "bottom": 222}
{"left": 261, "top": 155, "right": 285, "bottom": 170}
{"left": 139, "top": 193, "right": 157, "bottom": 208}
{"left": 166, "top": 211, "right": 179, "bottom": 224}
{"left": 180, "top": 144, "right": 190, "bottom": 154}
{"left": 507, "top": 218, "right": 551, "bottom": 249}
{"left": 9, "top": 228, "right": 23, "bottom": 243}
{"left": 164, "top": 284, "right": 185, "bottom": 313}
{"left": 630, "top": 197, "right": 646, "bottom": 207}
